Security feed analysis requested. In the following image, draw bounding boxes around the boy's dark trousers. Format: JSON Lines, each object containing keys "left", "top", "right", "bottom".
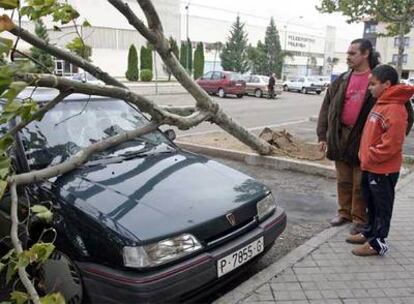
{"left": 361, "top": 171, "right": 399, "bottom": 255}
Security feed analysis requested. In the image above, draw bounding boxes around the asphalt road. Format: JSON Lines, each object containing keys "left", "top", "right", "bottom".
{"left": 131, "top": 89, "right": 325, "bottom": 136}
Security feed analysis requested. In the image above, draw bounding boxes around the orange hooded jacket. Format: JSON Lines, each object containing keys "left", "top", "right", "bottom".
{"left": 360, "top": 84, "right": 414, "bottom": 174}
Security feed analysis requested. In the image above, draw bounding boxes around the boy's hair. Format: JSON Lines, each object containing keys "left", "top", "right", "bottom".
{"left": 371, "top": 64, "right": 399, "bottom": 86}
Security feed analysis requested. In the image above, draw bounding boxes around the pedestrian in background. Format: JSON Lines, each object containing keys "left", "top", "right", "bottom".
{"left": 268, "top": 73, "right": 276, "bottom": 99}
{"left": 347, "top": 65, "right": 414, "bottom": 256}
{"left": 317, "top": 38, "right": 379, "bottom": 235}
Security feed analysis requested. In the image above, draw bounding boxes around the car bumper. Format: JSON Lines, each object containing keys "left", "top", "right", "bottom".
{"left": 225, "top": 87, "right": 246, "bottom": 95}
{"left": 78, "top": 208, "right": 286, "bottom": 303}
{"left": 306, "top": 86, "right": 325, "bottom": 92}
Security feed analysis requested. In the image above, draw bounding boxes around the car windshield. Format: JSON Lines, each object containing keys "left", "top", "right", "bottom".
{"left": 21, "top": 98, "right": 170, "bottom": 168}
{"left": 260, "top": 76, "right": 269, "bottom": 83}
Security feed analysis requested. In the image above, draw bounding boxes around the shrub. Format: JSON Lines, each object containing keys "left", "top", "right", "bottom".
{"left": 140, "top": 69, "right": 153, "bottom": 81}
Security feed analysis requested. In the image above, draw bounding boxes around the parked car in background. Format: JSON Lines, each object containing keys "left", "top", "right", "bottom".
{"left": 197, "top": 71, "right": 246, "bottom": 98}
{"left": 244, "top": 75, "right": 283, "bottom": 98}
{"left": 283, "top": 76, "right": 326, "bottom": 94}
{"left": 0, "top": 90, "right": 286, "bottom": 303}
{"left": 71, "top": 72, "right": 105, "bottom": 86}
{"left": 401, "top": 78, "right": 414, "bottom": 86}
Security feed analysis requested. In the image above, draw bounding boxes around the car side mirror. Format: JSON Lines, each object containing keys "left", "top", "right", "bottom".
{"left": 164, "top": 129, "right": 176, "bottom": 141}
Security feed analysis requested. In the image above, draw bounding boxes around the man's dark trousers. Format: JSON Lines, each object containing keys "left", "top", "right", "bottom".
{"left": 361, "top": 171, "right": 399, "bottom": 255}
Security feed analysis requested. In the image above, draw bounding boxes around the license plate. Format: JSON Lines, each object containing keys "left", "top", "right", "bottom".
{"left": 217, "top": 237, "right": 264, "bottom": 278}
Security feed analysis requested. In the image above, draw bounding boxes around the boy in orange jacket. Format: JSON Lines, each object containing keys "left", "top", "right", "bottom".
{"left": 347, "top": 64, "right": 414, "bottom": 256}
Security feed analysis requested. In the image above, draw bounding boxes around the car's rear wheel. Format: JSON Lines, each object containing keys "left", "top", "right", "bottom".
{"left": 316, "top": 91, "right": 322, "bottom": 95}
{"left": 218, "top": 88, "right": 226, "bottom": 98}
{"left": 283, "top": 85, "right": 288, "bottom": 92}
{"left": 37, "top": 250, "right": 84, "bottom": 304}
{"left": 301, "top": 87, "right": 308, "bottom": 94}
{"left": 237, "top": 94, "right": 243, "bottom": 98}
{"left": 255, "top": 89, "right": 263, "bottom": 98}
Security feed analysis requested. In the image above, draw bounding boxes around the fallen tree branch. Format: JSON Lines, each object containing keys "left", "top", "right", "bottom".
{"left": 10, "top": 122, "right": 159, "bottom": 185}
{"left": 15, "top": 73, "right": 211, "bottom": 130}
{"left": 10, "top": 182, "right": 41, "bottom": 304}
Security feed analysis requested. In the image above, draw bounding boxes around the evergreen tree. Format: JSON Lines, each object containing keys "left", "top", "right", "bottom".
{"left": 220, "top": 16, "right": 249, "bottom": 73}
{"left": 247, "top": 41, "right": 268, "bottom": 75}
{"left": 140, "top": 46, "right": 153, "bottom": 71}
{"left": 125, "top": 44, "right": 139, "bottom": 81}
{"left": 264, "top": 17, "right": 283, "bottom": 77}
{"left": 163, "top": 37, "right": 180, "bottom": 80}
{"left": 180, "top": 41, "right": 188, "bottom": 70}
{"left": 30, "top": 19, "right": 55, "bottom": 73}
{"left": 187, "top": 38, "right": 193, "bottom": 74}
{"left": 193, "top": 42, "right": 204, "bottom": 79}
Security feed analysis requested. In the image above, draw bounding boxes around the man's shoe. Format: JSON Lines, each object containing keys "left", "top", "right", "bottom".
{"left": 351, "top": 242, "right": 379, "bottom": 256}
{"left": 350, "top": 223, "right": 365, "bottom": 235}
{"left": 329, "top": 215, "right": 350, "bottom": 226}
{"left": 346, "top": 233, "right": 367, "bottom": 244}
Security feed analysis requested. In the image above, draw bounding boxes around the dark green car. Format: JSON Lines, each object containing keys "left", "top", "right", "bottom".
{"left": 0, "top": 90, "right": 286, "bottom": 303}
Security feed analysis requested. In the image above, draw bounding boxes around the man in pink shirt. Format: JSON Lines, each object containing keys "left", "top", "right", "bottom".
{"left": 317, "top": 39, "right": 379, "bottom": 235}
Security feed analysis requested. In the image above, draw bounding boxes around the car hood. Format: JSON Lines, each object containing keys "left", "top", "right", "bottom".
{"left": 53, "top": 150, "right": 268, "bottom": 244}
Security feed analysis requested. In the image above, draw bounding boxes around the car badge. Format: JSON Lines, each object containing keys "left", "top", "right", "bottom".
{"left": 226, "top": 213, "right": 236, "bottom": 226}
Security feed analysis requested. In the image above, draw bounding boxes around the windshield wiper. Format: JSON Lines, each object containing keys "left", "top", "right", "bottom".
{"left": 117, "top": 143, "right": 176, "bottom": 160}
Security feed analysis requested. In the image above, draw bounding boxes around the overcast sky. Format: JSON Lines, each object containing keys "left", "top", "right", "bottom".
{"left": 181, "top": 0, "right": 364, "bottom": 51}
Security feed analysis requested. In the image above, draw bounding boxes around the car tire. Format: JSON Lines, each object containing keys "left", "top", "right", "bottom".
{"left": 37, "top": 250, "right": 84, "bottom": 304}
{"left": 218, "top": 88, "right": 226, "bottom": 98}
{"left": 237, "top": 94, "right": 243, "bottom": 98}
{"left": 316, "top": 91, "right": 321, "bottom": 95}
{"left": 255, "top": 89, "right": 263, "bottom": 98}
{"left": 283, "top": 85, "right": 288, "bottom": 92}
{"left": 301, "top": 87, "right": 308, "bottom": 94}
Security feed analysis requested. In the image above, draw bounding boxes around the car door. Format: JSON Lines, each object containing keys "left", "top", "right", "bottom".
{"left": 296, "top": 78, "right": 305, "bottom": 90}
{"left": 211, "top": 71, "right": 223, "bottom": 93}
{"left": 197, "top": 71, "right": 213, "bottom": 92}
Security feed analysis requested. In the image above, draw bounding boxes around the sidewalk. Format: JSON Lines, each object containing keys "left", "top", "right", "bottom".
{"left": 215, "top": 171, "right": 414, "bottom": 304}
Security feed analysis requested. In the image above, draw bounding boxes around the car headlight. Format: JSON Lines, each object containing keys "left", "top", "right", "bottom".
{"left": 256, "top": 194, "right": 277, "bottom": 221}
{"left": 123, "top": 234, "right": 203, "bottom": 268}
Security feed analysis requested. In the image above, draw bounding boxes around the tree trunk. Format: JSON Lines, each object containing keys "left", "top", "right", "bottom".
{"left": 396, "top": 23, "right": 406, "bottom": 77}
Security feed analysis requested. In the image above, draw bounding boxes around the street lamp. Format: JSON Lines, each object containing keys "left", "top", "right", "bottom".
{"left": 185, "top": 2, "right": 190, "bottom": 74}
{"left": 282, "top": 15, "right": 303, "bottom": 80}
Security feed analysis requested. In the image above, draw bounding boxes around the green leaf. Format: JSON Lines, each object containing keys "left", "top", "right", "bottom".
{"left": 0, "top": 0, "right": 18, "bottom": 9}
{"left": 29, "top": 243, "right": 55, "bottom": 263}
{"left": 31, "top": 205, "right": 53, "bottom": 223}
{"left": 0, "top": 154, "right": 11, "bottom": 179}
{"left": 82, "top": 20, "right": 91, "bottom": 27}
{"left": 1, "top": 81, "right": 27, "bottom": 102}
{"left": 0, "top": 135, "right": 13, "bottom": 151}
{"left": 0, "top": 37, "right": 13, "bottom": 57}
{"left": 0, "top": 180, "right": 7, "bottom": 201}
{"left": 0, "top": 261, "right": 5, "bottom": 273}
{"left": 6, "top": 261, "right": 16, "bottom": 283}
{"left": 10, "top": 291, "right": 29, "bottom": 304}
{"left": 40, "top": 293, "right": 65, "bottom": 304}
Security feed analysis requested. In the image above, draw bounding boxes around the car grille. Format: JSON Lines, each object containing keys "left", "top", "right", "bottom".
{"left": 204, "top": 217, "right": 257, "bottom": 249}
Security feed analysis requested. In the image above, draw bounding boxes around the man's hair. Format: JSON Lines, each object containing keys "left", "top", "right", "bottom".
{"left": 371, "top": 64, "right": 399, "bottom": 85}
{"left": 351, "top": 38, "right": 380, "bottom": 69}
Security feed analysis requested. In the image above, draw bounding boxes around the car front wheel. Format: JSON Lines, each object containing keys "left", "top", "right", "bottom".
{"left": 283, "top": 85, "right": 288, "bottom": 91}
{"left": 301, "top": 87, "right": 308, "bottom": 94}
{"left": 218, "top": 88, "right": 226, "bottom": 98}
{"left": 255, "top": 89, "right": 263, "bottom": 98}
{"left": 316, "top": 91, "right": 322, "bottom": 95}
{"left": 237, "top": 94, "right": 243, "bottom": 98}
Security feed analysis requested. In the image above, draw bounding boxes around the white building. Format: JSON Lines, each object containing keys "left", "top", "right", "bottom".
{"left": 9, "top": 0, "right": 181, "bottom": 78}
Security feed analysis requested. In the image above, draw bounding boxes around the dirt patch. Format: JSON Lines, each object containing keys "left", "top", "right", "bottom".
{"left": 178, "top": 128, "right": 332, "bottom": 166}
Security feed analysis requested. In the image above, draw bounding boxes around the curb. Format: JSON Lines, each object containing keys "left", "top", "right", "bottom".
{"left": 176, "top": 142, "right": 336, "bottom": 178}
{"left": 213, "top": 224, "right": 350, "bottom": 304}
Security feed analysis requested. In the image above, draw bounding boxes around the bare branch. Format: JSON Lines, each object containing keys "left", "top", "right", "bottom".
{"left": 3, "top": 15, "right": 125, "bottom": 88}
{"left": 136, "top": 0, "right": 163, "bottom": 32}
{"left": 10, "top": 182, "right": 41, "bottom": 304}
{"left": 161, "top": 105, "right": 196, "bottom": 116}
{"left": 5, "top": 91, "right": 72, "bottom": 138}
{"left": 107, "top": 0, "right": 157, "bottom": 42}
{"left": 10, "top": 122, "right": 159, "bottom": 185}
{"left": 16, "top": 73, "right": 211, "bottom": 129}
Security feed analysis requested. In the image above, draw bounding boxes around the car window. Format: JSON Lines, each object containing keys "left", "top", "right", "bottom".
{"left": 212, "top": 72, "right": 222, "bottom": 80}
{"left": 202, "top": 71, "right": 213, "bottom": 80}
{"left": 261, "top": 76, "right": 269, "bottom": 83}
{"left": 252, "top": 76, "right": 260, "bottom": 83}
{"left": 298, "top": 78, "right": 305, "bottom": 82}
{"left": 21, "top": 99, "right": 170, "bottom": 168}
{"left": 230, "top": 73, "right": 242, "bottom": 81}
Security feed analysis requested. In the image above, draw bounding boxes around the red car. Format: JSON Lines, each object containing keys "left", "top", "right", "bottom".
{"left": 197, "top": 71, "right": 246, "bottom": 98}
